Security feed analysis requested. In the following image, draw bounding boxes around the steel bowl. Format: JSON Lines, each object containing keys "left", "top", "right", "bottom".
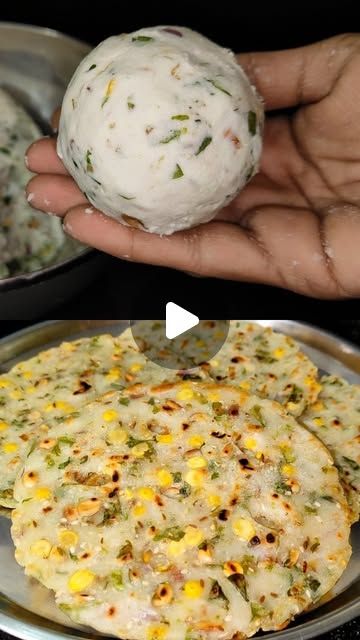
{"left": 0, "top": 22, "right": 106, "bottom": 319}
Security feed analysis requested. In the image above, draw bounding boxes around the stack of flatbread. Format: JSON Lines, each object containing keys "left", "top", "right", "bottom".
{"left": 0, "top": 322, "right": 358, "bottom": 639}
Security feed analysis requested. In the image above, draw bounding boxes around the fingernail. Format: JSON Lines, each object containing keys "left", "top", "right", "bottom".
{"left": 63, "top": 220, "right": 73, "bottom": 233}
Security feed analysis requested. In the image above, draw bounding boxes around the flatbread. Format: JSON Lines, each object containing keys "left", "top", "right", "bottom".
{"left": 12, "top": 382, "right": 351, "bottom": 639}
{"left": 0, "top": 334, "right": 133, "bottom": 507}
{"left": 0, "top": 88, "right": 65, "bottom": 278}
{"left": 0, "top": 321, "right": 322, "bottom": 508}
{"left": 302, "top": 375, "right": 360, "bottom": 523}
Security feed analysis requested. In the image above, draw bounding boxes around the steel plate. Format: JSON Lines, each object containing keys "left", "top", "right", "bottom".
{"left": 0, "top": 320, "right": 359, "bottom": 640}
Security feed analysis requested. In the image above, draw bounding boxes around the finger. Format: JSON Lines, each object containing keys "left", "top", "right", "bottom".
{"left": 237, "top": 34, "right": 358, "bottom": 109}
{"left": 63, "top": 206, "right": 279, "bottom": 285}
{"left": 51, "top": 107, "right": 61, "bottom": 132}
{"left": 26, "top": 138, "right": 69, "bottom": 176}
{"left": 26, "top": 174, "right": 87, "bottom": 215}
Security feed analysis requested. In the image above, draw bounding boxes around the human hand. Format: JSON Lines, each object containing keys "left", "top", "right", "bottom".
{"left": 26, "top": 34, "right": 360, "bottom": 298}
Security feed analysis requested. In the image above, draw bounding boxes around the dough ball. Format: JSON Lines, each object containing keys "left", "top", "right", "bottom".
{"left": 57, "top": 26, "right": 263, "bottom": 235}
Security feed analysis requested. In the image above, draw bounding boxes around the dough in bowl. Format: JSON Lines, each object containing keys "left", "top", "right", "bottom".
{"left": 57, "top": 26, "right": 263, "bottom": 235}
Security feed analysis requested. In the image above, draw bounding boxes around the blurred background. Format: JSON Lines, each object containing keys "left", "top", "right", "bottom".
{"left": 0, "top": 0, "right": 360, "bottom": 318}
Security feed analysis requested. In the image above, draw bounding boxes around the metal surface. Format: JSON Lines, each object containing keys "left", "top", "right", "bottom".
{"left": 0, "top": 320, "right": 359, "bottom": 640}
{"left": 0, "top": 23, "right": 103, "bottom": 319}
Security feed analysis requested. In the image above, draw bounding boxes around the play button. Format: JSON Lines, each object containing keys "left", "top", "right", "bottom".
{"left": 130, "top": 314, "right": 230, "bottom": 370}
{"left": 165, "top": 302, "right": 199, "bottom": 339}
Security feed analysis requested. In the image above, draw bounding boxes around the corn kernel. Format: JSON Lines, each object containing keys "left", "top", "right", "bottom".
{"left": 23, "top": 471, "right": 38, "bottom": 487}
{"left": 286, "top": 401, "right": 299, "bottom": 412}
{"left": 0, "top": 421, "right": 8, "bottom": 431}
{"left": 185, "top": 469, "right": 204, "bottom": 487}
{"left": 132, "top": 502, "right": 146, "bottom": 517}
{"left": 273, "top": 348, "right": 285, "bottom": 359}
{"left": 57, "top": 401, "right": 75, "bottom": 413}
{"left": 244, "top": 437, "right": 257, "bottom": 450}
{"left": 0, "top": 379, "right": 11, "bottom": 388}
{"left": 132, "top": 442, "right": 149, "bottom": 457}
{"left": 282, "top": 464, "right": 295, "bottom": 476}
{"left": 176, "top": 387, "right": 194, "bottom": 401}
{"left": 3, "top": 442, "right": 18, "bottom": 454}
{"left": 103, "top": 409, "right": 119, "bottom": 422}
{"left": 61, "top": 342, "right": 76, "bottom": 352}
{"left": 210, "top": 359, "right": 219, "bottom": 367}
{"left": 34, "top": 487, "right": 52, "bottom": 500}
{"left": 207, "top": 494, "right": 221, "bottom": 508}
{"left": 187, "top": 456, "right": 207, "bottom": 469}
{"left": 184, "top": 526, "right": 203, "bottom": 547}
{"left": 77, "top": 499, "right": 101, "bottom": 517}
{"left": 187, "top": 435, "right": 204, "bottom": 448}
{"left": 30, "top": 539, "right": 51, "bottom": 558}
{"left": 44, "top": 401, "right": 74, "bottom": 413}
{"left": 313, "top": 417, "right": 325, "bottom": 427}
{"left": 156, "top": 434, "right": 173, "bottom": 444}
{"left": 143, "top": 550, "right": 153, "bottom": 563}
{"left": 124, "top": 488, "right": 134, "bottom": 499}
{"left": 107, "top": 428, "right": 127, "bottom": 444}
{"left": 49, "top": 546, "right": 65, "bottom": 562}
{"left": 207, "top": 391, "right": 220, "bottom": 402}
{"left": 138, "top": 487, "right": 155, "bottom": 501}
{"left": 239, "top": 380, "right": 250, "bottom": 390}
{"left": 184, "top": 580, "right": 204, "bottom": 598}
{"left": 104, "top": 79, "right": 116, "bottom": 99}
{"left": 58, "top": 530, "right": 79, "bottom": 547}
{"left": 106, "top": 367, "right": 121, "bottom": 381}
{"left": 21, "top": 371, "right": 33, "bottom": 380}
{"left": 232, "top": 518, "right": 256, "bottom": 541}
{"left": 156, "top": 469, "right": 172, "bottom": 487}
{"left": 146, "top": 625, "right": 167, "bottom": 640}
{"left": 223, "top": 561, "right": 243, "bottom": 577}
{"left": 167, "top": 540, "right": 186, "bottom": 557}
{"left": 68, "top": 569, "right": 95, "bottom": 592}
{"left": 130, "top": 363, "right": 143, "bottom": 373}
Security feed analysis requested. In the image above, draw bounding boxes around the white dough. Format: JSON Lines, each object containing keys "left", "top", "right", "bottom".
{"left": 57, "top": 26, "right": 263, "bottom": 235}
{"left": 0, "top": 89, "right": 65, "bottom": 278}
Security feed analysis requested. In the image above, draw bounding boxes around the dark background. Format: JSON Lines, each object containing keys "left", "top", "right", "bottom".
{"left": 1, "top": 0, "right": 360, "bottom": 318}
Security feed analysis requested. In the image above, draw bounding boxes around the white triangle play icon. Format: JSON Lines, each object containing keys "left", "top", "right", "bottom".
{"left": 165, "top": 302, "right": 199, "bottom": 340}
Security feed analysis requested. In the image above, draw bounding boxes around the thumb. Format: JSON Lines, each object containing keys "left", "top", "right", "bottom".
{"left": 237, "top": 33, "right": 358, "bottom": 110}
